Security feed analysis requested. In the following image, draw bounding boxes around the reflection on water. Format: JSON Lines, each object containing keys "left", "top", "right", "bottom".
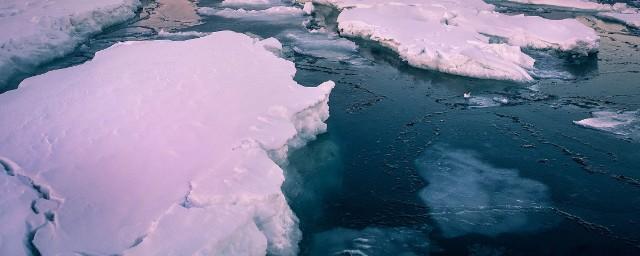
{"left": 416, "top": 145, "right": 556, "bottom": 238}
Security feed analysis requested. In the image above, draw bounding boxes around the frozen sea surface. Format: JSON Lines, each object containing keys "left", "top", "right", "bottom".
{"left": 1, "top": 0, "right": 639, "bottom": 255}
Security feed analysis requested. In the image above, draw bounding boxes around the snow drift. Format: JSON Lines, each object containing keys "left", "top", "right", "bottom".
{"left": 0, "top": 0, "right": 141, "bottom": 87}
{"left": 298, "top": 0, "right": 599, "bottom": 82}
{"left": 0, "top": 31, "right": 334, "bottom": 255}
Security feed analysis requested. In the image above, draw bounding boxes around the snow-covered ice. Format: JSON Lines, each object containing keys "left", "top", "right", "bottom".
{"left": 416, "top": 145, "right": 553, "bottom": 237}
{"left": 297, "top": 0, "right": 599, "bottom": 81}
{"left": 574, "top": 110, "right": 639, "bottom": 140}
{"left": 0, "top": 0, "right": 141, "bottom": 86}
{"left": 0, "top": 31, "right": 334, "bottom": 255}
{"left": 506, "top": 0, "right": 640, "bottom": 29}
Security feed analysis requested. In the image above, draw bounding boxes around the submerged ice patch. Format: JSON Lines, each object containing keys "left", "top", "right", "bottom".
{"left": 308, "top": 227, "right": 430, "bottom": 256}
{"left": 416, "top": 145, "right": 554, "bottom": 237}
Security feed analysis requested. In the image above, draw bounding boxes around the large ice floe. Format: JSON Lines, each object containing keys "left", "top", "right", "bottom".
{"left": 297, "top": 0, "right": 599, "bottom": 81}
{"left": 416, "top": 145, "right": 554, "bottom": 237}
{"left": 574, "top": 110, "right": 640, "bottom": 140}
{"left": 0, "top": 31, "right": 334, "bottom": 255}
{"left": 0, "top": 0, "right": 141, "bottom": 87}
{"left": 505, "top": 0, "right": 640, "bottom": 29}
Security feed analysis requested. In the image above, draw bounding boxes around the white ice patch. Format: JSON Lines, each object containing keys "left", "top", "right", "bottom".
{"left": 0, "top": 31, "right": 334, "bottom": 255}
{"left": 0, "top": 0, "right": 141, "bottom": 86}
{"left": 574, "top": 110, "right": 640, "bottom": 140}
{"left": 416, "top": 145, "right": 553, "bottom": 237}
{"left": 299, "top": 0, "right": 598, "bottom": 82}
{"left": 308, "top": 227, "right": 430, "bottom": 255}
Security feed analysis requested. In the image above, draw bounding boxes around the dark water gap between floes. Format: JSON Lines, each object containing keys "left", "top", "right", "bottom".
{"left": 2, "top": 0, "right": 640, "bottom": 255}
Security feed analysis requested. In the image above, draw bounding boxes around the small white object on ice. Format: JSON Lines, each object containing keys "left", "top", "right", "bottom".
{"left": 0, "top": 31, "right": 334, "bottom": 255}
{"left": 464, "top": 92, "right": 472, "bottom": 98}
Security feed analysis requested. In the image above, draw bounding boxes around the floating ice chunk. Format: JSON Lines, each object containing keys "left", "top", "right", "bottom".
{"left": 506, "top": 0, "right": 611, "bottom": 11}
{"left": 574, "top": 110, "right": 639, "bottom": 140}
{"left": 0, "top": 0, "right": 141, "bottom": 87}
{"left": 0, "top": 31, "right": 334, "bottom": 255}
{"left": 598, "top": 11, "right": 640, "bottom": 29}
{"left": 301, "top": 0, "right": 598, "bottom": 81}
{"left": 506, "top": 0, "right": 640, "bottom": 29}
{"left": 308, "top": 227, "right": 430, "bottom": 255}
{"left": 416, "top": 145, "right": 553, "bottom": 237}
{"left": 198, "top": 6, "right": 304, "bottom": 19}
{"left": 280, "top": 30, "right": 359, "bottom": 61}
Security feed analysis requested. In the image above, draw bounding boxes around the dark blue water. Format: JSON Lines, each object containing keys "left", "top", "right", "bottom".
{"left": 3, "top": 1, "right": 640, "bottom": 255}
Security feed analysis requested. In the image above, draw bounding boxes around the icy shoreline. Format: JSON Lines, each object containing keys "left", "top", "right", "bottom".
{"left": 0, "top": 0, "right": 142, "bottom": 88}
{"left": 0, "top": 32, "right": 333, "bottom": 255}
{"left": 298, "top": 0, "right": 599, "bottom": 82}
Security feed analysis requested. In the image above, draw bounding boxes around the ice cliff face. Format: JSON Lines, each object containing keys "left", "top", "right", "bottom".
{"left": 298, "top": 0, "right": 599, "bottom": 82}
{"left": 0, "top": 31, "right": 334, "bottom": 256}
{"left": 0, "top": 0, "right": 141, "bottom": 87}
